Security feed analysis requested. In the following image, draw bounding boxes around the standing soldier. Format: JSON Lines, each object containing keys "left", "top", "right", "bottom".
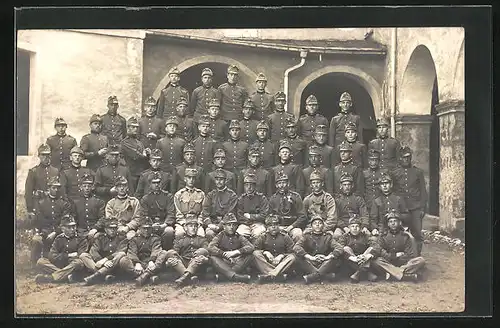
{"left": 101, "top": 95, "right": 127, "bottom": 146}
{"left": 155, "top": 116, "right": 186, "bottom": 173}
{"left": 206, "top": 98, "right": 228, "bottom": 143}
{"left": 156, "top": 67, "right": 190, "bottom": 120}
{"left": 306, "top": 124, "right": 335, "bottom": 169}
{"left": 24, "top": 144, "right": 61, "bottom": 215}
{"left": 271, "top": 140, "right": 305, "bottom": 196}
{"left": 392, "top": 146, "right": 428, "bottom": 256}
{"left": 80, "top": 114, "right": 109, "bottom": 173}
{"left": 175, "top": 97, "right": 196, "bottom": 142}
{"left": 236, "top": 173, "right": 269, "bottom": 242}
{"left": 135, "top": 148, "right": 176, "bottom": 199}
{"left": 328, "top": 92, "right": 362, "bottom": 149}
{"left": 299, "top": 94, "right": 328, "bottom": 145}
{"left": 191, "top": 67, "right": 221, "bottom": 121}
{"left": 268, "top": 171, "right": 306, "bottom": 242}
{"left": 239, "top": 98, "right": 259, "bottom": 144}
{"left": 46, "top": 117, "right": 77, "bottom": 171}
{"left": 201, "top": 169, "right": 239, "bottom": 241}
{"left": 253, "top": 215, "right": 296, "bottom": 284}
{"left": 338, "top": 121, "right": 368, "bottom": 169}
{"left": 368, "top": 117, "right": 401, "bottom": 170}
{"left": 222, "top": 120, "right": 249, "bottom": 175}
{"left": 363, "top": 149, "right": 390, "bottom": 213}
{"left": 237, "top": 146, "right": 273, "bottom": 197}
{"left": 94, "top": 145, "right": 134, "bottom": 203}
{"left": 284, "top": 117, "right": 308, "bottom": 168}
{"left": 218, "top": 65, "right": 248, "bottom": 122}
{"left": 121, "top": 116, "right": 149, "bottom": 192}
{"left": 250, "top": 120, "right": 276, "bottom": 170}
{"left": 207, "top": 213, "right": 254, "bottom": 283}
{"left": 303, "top": 145, "right": 334, "bottom": 195}
{"left": 60, "top": 146, "right": 92, "bottom": 202}
{"left": 138, "top": 96, "right": 165, "bottom": 151}
{"left": 268, "top": 91, "right": 295, "bottom": 144}
{"left": 333, "top": 141, "right": 364, "bottom": 196}
{"left": 205, "top": 148, "right": 237, "bottom": 193}
{"left": 192, "top": 114, "right": 218, "bottom": 172}
{"left": 249, "top": 72, "right": 274, "bottom": 121}
{"left": 176, "top": 143, "right": 205, "bottom": 190}
{"left": 34, "top": 215, "right": 88, "bottom": 284}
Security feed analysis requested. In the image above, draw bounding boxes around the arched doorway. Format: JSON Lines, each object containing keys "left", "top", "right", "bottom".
{"left": 429, "top": 78, "right": 440, "bottom": 216}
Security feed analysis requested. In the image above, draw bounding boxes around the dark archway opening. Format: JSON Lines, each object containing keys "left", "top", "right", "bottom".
{"left": 16, "top": 50, "right": 30, "bottom": 156}
{"left": 179, "top": 62, "right": 230, "bottom": 96}
{"left": 428, "top": 78, "right": 440, "bottom": 216}
{"left": 300, "top": 73, "right": 377, "bottom": 145}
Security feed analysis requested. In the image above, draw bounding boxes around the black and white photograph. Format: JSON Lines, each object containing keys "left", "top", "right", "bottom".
{"left": 15, "top": 24, "right": 467, "bottom": 314}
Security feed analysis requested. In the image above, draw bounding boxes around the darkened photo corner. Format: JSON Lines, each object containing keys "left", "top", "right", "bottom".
{"left": 15, "top": 27, "right": 465, "bottom": 314}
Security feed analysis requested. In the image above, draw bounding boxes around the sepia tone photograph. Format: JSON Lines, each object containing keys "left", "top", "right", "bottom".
{"left": 15, "top": 26, "right": 465, "bottom": 314}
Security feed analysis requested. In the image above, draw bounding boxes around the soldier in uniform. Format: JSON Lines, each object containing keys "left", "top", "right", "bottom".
{"left": 253, "top": 215, "right": 296, "bottom": 284}
{"left": 34, "top": 215, "right": 88, "bottom": 284}
{"left": 363, "top": 149, "right": 390, "bottom": 212}
{"left": 155, "top": 116, "right": 186, "bottom": 173}
{"left": 164, "top": 214, "right": 210, "bottom": 288}
{"left": 268, "top": 91, "right": 295, "bottom": 144}
{"left": 250, "top": 120, "right": 276, "bottom": 169}
{"left": 293, "top": 214, "right": 344, "bottom": 284}
{"left": 94, "top": 144, "right": 134, "bottom": 203}
{"left": 249, "top": 72, "right": 274, "bottom": 121}
{"left": 369, "top": 173, "right": 410, "bottom": 235}
{"left": 60, "top": 146, "right": 92, "bottom": 202}
{"left": 237, "top": 146, "right": 273, "bottom": 197}
{"left": 284, "top": 117, "right": 308, "bottom": 168}
{"left": 337, "top": 214, "right": 379, "bottom": 283}
{"left": 192, "top": 114, "right": 218, "bottom": 172}
{"left": 138, "top": 96, "right": 165, "bottom": 150}
{"left": 207, "top": 213, "right": 254, "bottom": 283}
{"left": 80, "top": 218, "right": 128, "bottom": 285}
{"left": 298, "top": 94, "right": 329, "bottom": 145}
{"left": 222, "top": 120, "right": 249, "bottom": 174}
{"left": 30, "top": 176, "right": 72, "bottom": 266}
{"left": 333, "top": 141, "right": 364, "bottom": 196}
{"left": 338, "top": 121, "right": 368, "bottom": 168}
{"left": 368, "top": 117, "right": 402, "bottom": 170}
{"left": 303, "top": 145, "right": 334, "bottom": 195}
{"left": 328, "top": 92, "right": 362, "bottom": 149}
{"left": 191, "top": 67, "right": 221, "bottom": 121}
{"left": 202, "top": 169, "right": 239, "bottom": 241}
{"left": 268, "top": 171, "right": 306, "bottom": 242}
{"left": 218, "top": 65, "right": 248, "bottom": 122}
{"left": 46, "top": 117, "right": 78, "bottom": 171}
{"left": 80, "top": 114, "right": 109, "bottom": 173}
{"left": 206, "top": 98, "right": 228, "bottom": 142}
{"left": 119, "top": 218, "right": 169, "bottom": 287}
{"left": 25, "top": 144, "right": 61, "bottom": 215}
{"left": 101, "top": 95, "right": 127, "bottom": 146}
{"left": 121, "top": 116, "right": 149, "bottom": 192}
{"left": 371, "top": 210, "right": 426, "bottom": 282}
{"left": 239, "top": 98, "right": 259, "bottom": 144}
{"left": 306, "top": 124, "right": 335, "bottom": 168}
{"left": 271, "top": 140, "right": 305, "bottom": 196}
{"left": 175, "top": 97, "right": 196, "bottom": 142}
{"left": 205, "top": 148, "right": 237, "bottom": 193}
{"left": 392, "top": 146, "right": 428, "bottom": 256}
{"left": 105, "top": 176, "right": 142, "bottom": 241}
{"left": 135, "top": 148, "right": 176, "bottom": 199}
{"left": 173, "top": 168, "right": 206, "bottom": 238}
{"left": 175, "top": 143, "right": 205, "bottom": 190}
{"left": 235, "top": 173, "right": 269, "bottom": 242}
{"left": 156, "top": 67, "right": 190, "bottom": 120}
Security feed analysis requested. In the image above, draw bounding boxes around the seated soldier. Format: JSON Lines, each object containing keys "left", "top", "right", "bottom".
{"left": 35, "top": 214, "right": 88, "bottom": 284}
{"left": 207, "top": 213, "right": 255, "bottom": 283}
{"left": 80, "top": 219, "right": 128, "bottom": 285}
{"left": 118, "top": 218, "right": 168, "bottom": 287}
{"left": 236, "top": 173, "right": 269, "bottom": 242}
{"left": 164, "top": 214, "right": 210, "bottom": 288}
{"left": 253, "top": 215, "right": 296, "bottom": 284}
{"left": 293, "top": 214, "right": 344, "bottom": 284}
{"left": 371, "top": 210, "right": 426, "bottom": 282}
{"left": 337, "top": 214, "right": 379, "bottom": 283}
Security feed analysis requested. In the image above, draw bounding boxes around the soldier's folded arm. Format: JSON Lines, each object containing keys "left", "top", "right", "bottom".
{"left": 377, "top": 239, "right": 392, "bottom": 261}
{"left": 358, "top": 197, "right": 370, "bottom": 229}
{"left": 238, "top": 236, "right": 255, "bottom": 254}
{"left": 77, "top": 238, "right": 89, "bottom": 255}
{"left": 254, "top": 197, "right": 270, "bottom": 222}
{"left": 291, "top": 195, "right": 307, "bottom": 228}
{"left": 149, "top": 236, "right": 162, "bottom": 262}
{"left": 403, "top": 234, "right": 418, "bottom": 261}
{"left": 165, "top": 193, "right": 176, "bottom": 226}
{"left": 284, "top": 234, "right": 295, "bottom": 254}
{"left": 80, "top": 136, "right": 96, "bottom": 159}
{"left": 48, "top": 238, "right": 67, "bottom": 264}
{"left": 207, "top": 234, "right": 224, "bottom": 256}
{"left": 126, "top": 199, "right": 143, "bottom": 230}
{"left": 89, "top": 237, "right": 103, "bottom": 261}
{"left": 126, "top": 240, "right": 141, "bottom": 264}
{"left": 253, "top": 234, "right": 264, "bottom": 249}
{"left": 329, "top": 238, "right": 344, "bottom": 258}
{"left": 292, "top": 237, "right": 307, "bottom": 257}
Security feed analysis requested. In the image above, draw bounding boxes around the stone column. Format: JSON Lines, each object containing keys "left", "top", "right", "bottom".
{"left": 436, "top": 99, "right": 465, "bottom": 235}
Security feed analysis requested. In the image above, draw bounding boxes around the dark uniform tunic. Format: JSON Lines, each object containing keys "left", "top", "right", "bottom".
{"left": 176, "top": 116, "right": 196, "bottom": 142}
{"left": 72, "top": 194, "right": 106, "bottom": 232}
{"left": 24, "top": 164, "right": 61, "bottom": 212}
{"left": 205, "top": 169, "right": 237, "bottom": 194}
{"left": 335, "top": 193, "right": 369, "bottom": 229}
{"left": 157, "top": 84, "right": 190, "bottom": 120}
{"left": 392, "top": 165, "right": 428, "bottom": 211}
{"left": 249, "top": 140, "right": 276, "bottom": 169}
{"left": 362, "top": 167, "right": 390, "bottom": 210}
{"left": 175, "top": 163, "right": 204, "bottom": 190}
{"left": 218, "top": 82, "right": 248, "bottom": 121}
{"left": 285, "top": 135, "right": 308, "bottom": 168}
{"left": 139, "top": 190, "right": 176, "bottom": 227}
{"left": 120, "top": 136, "right": 148, "bottom": 179}
{"left": 328, "top": 113, "right": 361, "bottom": 149}
{"left": 80, "top": 132, "right": 109, "bottom": 172}
{"left": 239, "top": 118, "right": 258, "bottom": 145}
{"left": 138, "top": 116, "right": 165, "bottom": 150}
{"left": 94, "top": 164, "right": 134, "bottom": 202}
{"left": 126, "top": 234, "right": 164, "bottom": 266}
{"left": 89, "top": 233, "right": 128, "bottom": 261}
{"left": 370, "top": 193, "right": 410, "bottom": 233}
{"left": 368, "top": 137, "right": 401, "bottom": 170}
{"left": 192, "top": 135, "right": 217, "bottom": 172}
{"left": 298, "top": 114, "right": 329, "bottom": 145}
{"left": 48, "top": 233, "right": 88, "bottom": 268}
{"left": 249, "top": 90, "right": 274, "bottom": 121}
{"left": 236, "top": 192, "right": 270, "bottom": 225}
{"left": 135, "top": 169, "right": 176, "bottom": 198}
{"left": 34, "top": 196, "right": 72, "bottom": 233}
{"left": 269, "top": 191, "right": 307, "bottom": 229}
{"left": 254, "top": 231, "right": 294, "bottom": 256}
{"left": 376, "top": 228, "right": 416, "bottom": 265}
{"left": 207, "top": 117, "right": 228, "bottom": 143}
{"left": 222, "top": 140, "right": 249, "bottom": 171}
{"left": 237, "top": 167, "right": 273, "bottom": 196}
{"left": 207, "top": 232, "right": 254, "bottom": 258}
{"left": 46, "top": 134, "right": 78, "bottom": 171}
{"left": 155, "top": 136, "right": 186, "bottom": 173}
{"left": 173, "top": 235, "right": 209, "bottom": 262}
{"left": 337, "top": 232, "right": 375, "bottom": 259}
{"left": 268, "top": 111, "right": 295, "bottom": 144}
{"left": 305, "top": 143, "right": 335, "bottom": 169}
{"left": 333, "top": 160, "right": 364, "bottom": 196}
{"left": 293, "top": 232, "right": 344, "bottom": 257}
{"left": 191, "top": 85, "right": 221, "bottom": 120}
{"left": 101, "top": 112, "right": 127, "bottom": 146}
{"left": 271, "top": 163, "right": 305, "bottom": 196}
{"left": 202, "top": 188, "right": 239, "bottom": 225}
{"left": 336, "top": 141, "right": 368, "bottom": 169}
{"left": 61, "top": 165, "right": 93, "bottom": 201}
{"left": 302, "top": 166, "right": 334, "bottom": 195}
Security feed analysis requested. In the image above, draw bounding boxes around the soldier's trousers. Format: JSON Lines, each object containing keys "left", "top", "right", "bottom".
{"left": 30, "top": 232, "right": 56, "bottom": 265}
{"left": 164, "top": 249, "right": 209, "bottom": 276}
{"left": 407, "top": 209, "right": 424, "bottom": 256}
{"left": 210, "top": 255, "right": 254, "bottom": 279}
{"left": 159, "top": 226, "right": 175, "bottom": 250}
{"left": 36, "top": 257, "right": 84, "bottom": 282}
{"left": 118, "top": 250, "right": 168, "bottom": 277}
{"left": 294, "top": 257, "right": 341, "bottom": 276}
{"left": 278, "top": 226, "right": 303, "bottom": 243}
{"left": 371, "top": 256, "right": 426, "bottom": 280}
{"left": 79, "top": 251, "right": 126, "bottom": 275}
{"left": 237, "top": 223, "right": 266, "bottom": 241}
{"left": 252, "top": 250, "right": 296, "bottom": 276}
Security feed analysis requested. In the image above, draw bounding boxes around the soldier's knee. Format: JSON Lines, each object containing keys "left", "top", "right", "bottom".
{"left": 236, "top": 224, "right": 250, "bottom": 236}
{"left": 163, "top": 226, "right": 175, "bottom": 237}
{"left": 197, "top": 227, "right": 205, "bottom": 237}
{"left": 253, "top": 250, "right": 264, "bottom": 257}
{"left": 165, "top": 249, "right": 178, "bottom": 258}
{"left": 126, "top": 230, "right": 136, "bottom": 240}
{"left": 195, "top": 248, "right": 209, "bottom": 257}
{"left": 333, "top": 228, "right": 344, "bottom": 238}
{"left": 205, "top": 229, "right": 215, "bottom": 240}
{"left": 291, "top": 228, "right": 303, "bottom": 239}
{"left": 79, "top": 252, "right": 91, "bottom": 260}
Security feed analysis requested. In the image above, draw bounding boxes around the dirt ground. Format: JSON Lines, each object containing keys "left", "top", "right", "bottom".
{"left": 15, "top": 242, "right": 464, "bottom": 315}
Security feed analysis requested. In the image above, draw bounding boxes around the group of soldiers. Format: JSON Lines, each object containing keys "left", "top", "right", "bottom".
{"left": 23, "top": 64, "right": 428, "bottom": 287}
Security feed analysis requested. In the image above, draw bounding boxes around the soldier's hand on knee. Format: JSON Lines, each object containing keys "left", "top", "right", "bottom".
{"left": 95, "top": 258, "right": 107, "bottom": 268}
{"left": 263, "top": 251, "right": 274, "bottom": 262}
{"left": 134, "top": 263, "right": 144, "bottom": 275}
{"left": 104, "top": 260, "right": 113, "bottom": 269}
{"left": 147, "top": 261, "right": 156, "bottom": 271}
{"left": 166, "top": 257, "right": 179, "bottom": 266}
{"left": 371, "top": 229, "right": 379, "bottom": 236}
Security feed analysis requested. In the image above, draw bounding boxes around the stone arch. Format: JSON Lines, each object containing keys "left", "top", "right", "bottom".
{"left": 451, "top": 39, "right": 464, "bottom": 100}
{"left": 152, "top": 55, "right": 259, "bottom": 100}
{"left": 292, "top": 65, "right": 383, "bottom": 119}
{"left": 399, "top": 45, "right": 438, "bottom": 115}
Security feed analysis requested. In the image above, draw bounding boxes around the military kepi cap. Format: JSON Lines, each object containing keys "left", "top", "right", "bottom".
{"left": 278, "top": 140, "right": 292, "bottom": 151}
{"left": 198, "top": 115, "right": 211, "bottom": 125}
{"left": 108, "top": 144, "right": 121, "bottom": 155}
{"left": 114, "top": 175, "right": 128, "bottom": 186}
{"left": 201, "top": 68, "right": 213, "bottom": 77}
{"left": 61, "top": 214, "right": 77, "bottom": 226}
{"left": 314, "top": 124, "right": 328, "bottom": 135}
{"left": 243, "top": 98, "right": 255, "bottom": 109}
{"left": 108, "top": 95, "right": 119, "bottom": 104}
{"left": 256, "top": 72, "right": 267, "bottom": 82}
{"left": 213, "top": 168, "right": 227, "bottom": 179}
{"left": 208, "top": 98, "right": 220, "bottom": 108}
{"left": 184, "top": 213, "right": 199, "bottom": 225}
{"left": 177, "top": 97, "right": 189, "bottom": 106}
{"left": 339, "top": 172, "right": 354, "bottom": 183}
{"left": 274, "top": 91, "right": 286, "bottom": 101}
{"left": 144, "top": 96, "right": 156, "bottom": 105}
{"left": 400, "top": 146, "right": 412, "bottom": 157}
{"left": 165, "top": 116, "right": 179, "bottom": 126}
{"left": 275, "top": 170, "right": 288, "bottom": 182}
{"left": 265, "top": 215, "right": 280, "bottom": 226}
{"left": 345, "top": 121, "right": 357, "bottom": 131}
{"left": 306, "top": 94, "right": 318, "bottom": 105}
{"left": 54, "top": 117, "right": 67, "bottom": 127}
{"left": 338, "top": 141, "right": 353, "bottom": 151}
{"left": 378, "top": 172, "right": 392, "bottom": 183}
{"left": 214, "top": 148, "right": 226, "bottom": 158}
{"left": 222, "top": 213, "right": 238, "bottom": 224}
{"left": 105, "top": 219, "right": 119, "bottom": 228}
{"left": 227, "top": 65, "right": 239, "bottom": 74}
{"left": 168, "top": 67, "right": 180, "bottom": 75}
{"left": 183, "top": 143, "right": 195, "bottom": 154}
{"left": 228, "top": 120, "right": 241, "bottom": 130}
{"left": 80, "top": 173, "right": 94, "bottom": 184}
{"left": 89, "top": 114, "right": 102, "bottom": 124}
{"left": 127, "top": 116, "right": 140, "bottom": 127}
{"left": 308, "top": 145, "right": 321, "bottom": 156}
{"left": 368, "top": 149, "right": 381, "bottom": 159}
{"left": 310, "top": 214, "right": 325, "bottom": 223}
{"left": 386, "top": 209, "right": 401, "bottom": 220}
{"left": 339, "top": 92, "right": 352, "bottom": 102}
{"left": 348, "top": 213, "right": 361, "bottom": 225}
{"left": 70, "top": 146, "right": 84, "bottom": 155}
{"left": 150, "top": 148, "right": 163, "bottom": 159}
{"left": 243, "top": 173, "right": 257, "bottom": 184}
{"left": 38, "top": 144, "right": 51, "bottom": 155}
{"left": 309, "top": 169, "right": 323, "bottom": 181}
{"left": 47, "top": 176, "right": 62, "bottom": 186}
{"left": 256, "top": 120, "right": 269, "bottom": 130}
{"left": 376, "top": 117, "right": 390, "bottom": 126}
{"left": 185, "top": 168, "right": 198, "bottom": 177}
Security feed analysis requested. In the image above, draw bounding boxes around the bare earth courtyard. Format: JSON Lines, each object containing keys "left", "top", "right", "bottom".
{"left": 15, "top": 242, "right": 464, "bottom": 314}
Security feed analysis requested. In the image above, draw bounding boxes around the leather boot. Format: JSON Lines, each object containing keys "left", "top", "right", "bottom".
{"left": 174, "top": 272, "right": 191, "bottom": 288}
{"left": 350, "top": 271, "right": 361, "bottom": 283}
{"left": 303, "top": 272, "right": 320, "bottom": 284}
{"left": 35, "top": 274, "right": 54, "bottom": 284}
{"left": 367, "top": 272, "right": 378, "bottom": 282}
{"left": 232, "top": 274, "right": 251, "bottom": 283}
{"left": 83, "top": 272, "right": 102, "bottom": 286}
{"left": 257, "top": 274, "right": 274, "bottom": 284}
{"left": 402, "top": 273, "right": 419, "bottom": 282}
{"left": 323, "top": 272, "right": 337, "bottom": 282}
{"left": 135, "top": 272, "right": 151, "bottom": 287}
